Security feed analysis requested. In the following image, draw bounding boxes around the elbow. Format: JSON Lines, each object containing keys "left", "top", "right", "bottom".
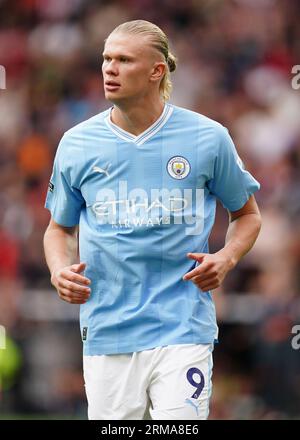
{"left": 43, "top": 225, "right": 51, "bottom": 251}
{"left": 253, "top": 211, "right": 262, "bottom": 239}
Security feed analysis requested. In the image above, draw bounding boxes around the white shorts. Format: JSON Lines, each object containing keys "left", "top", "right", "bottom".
{"left": 83, "top": 343, "right": 214, "bottom": 420}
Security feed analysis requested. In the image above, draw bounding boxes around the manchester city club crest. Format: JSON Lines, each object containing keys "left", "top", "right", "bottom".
{"left": 167, "top": 156, "right": 191, "bottom": 179}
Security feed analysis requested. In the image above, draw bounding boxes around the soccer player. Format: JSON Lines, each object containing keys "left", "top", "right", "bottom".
{"left": 43, "top": 20, "right": 261, "bottom": 420}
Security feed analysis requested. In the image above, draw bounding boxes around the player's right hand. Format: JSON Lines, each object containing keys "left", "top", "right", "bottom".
{"left": 51, "top": 262, "right": 91, "bottom": 304}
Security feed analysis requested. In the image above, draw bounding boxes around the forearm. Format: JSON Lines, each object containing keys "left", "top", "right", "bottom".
{"left": 217, "top": 213, "right": 261, "bottom": 269}
{"left": 43, "top": 226, "right": 79, "bottom": 277}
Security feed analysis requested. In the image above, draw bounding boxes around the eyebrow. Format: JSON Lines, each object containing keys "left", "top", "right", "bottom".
{"left": 102, "top": 52, "right": 135, "bottom": 59}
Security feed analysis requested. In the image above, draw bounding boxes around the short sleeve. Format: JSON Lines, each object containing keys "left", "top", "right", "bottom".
{"left": 207, "top": 125, "right": 260, "bottom": 211}
{"left": 44, "top": 134, "right": 84, "bottom": 226}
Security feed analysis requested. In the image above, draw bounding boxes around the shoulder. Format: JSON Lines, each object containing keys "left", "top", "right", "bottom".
{"left": 169, "top": 105, "right": 230, "bottom": 155}
{"left": 170, "top": 104, "right": 228, "bottom": 136}
{"left": 63, "top": 108, "right": 110, "bottom": 139}
{"left": 57, "top": 108, "right": 111, "bottom": 155}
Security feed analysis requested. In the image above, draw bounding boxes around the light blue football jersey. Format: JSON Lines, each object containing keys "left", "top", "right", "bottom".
{"left": 45, "top": 103, "right": 260, "bottom": 355}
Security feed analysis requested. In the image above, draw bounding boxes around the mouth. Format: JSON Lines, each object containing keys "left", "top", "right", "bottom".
{"left": 105, "top": 81, "right": 120, "bottom": 91}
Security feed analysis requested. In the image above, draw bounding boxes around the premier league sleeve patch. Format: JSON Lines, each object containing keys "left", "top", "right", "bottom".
{"left": 167, "top": 156, "right": 191, "bottom": 179}
{"left": 48, "top": 181, "right": 54, "bottom": 192}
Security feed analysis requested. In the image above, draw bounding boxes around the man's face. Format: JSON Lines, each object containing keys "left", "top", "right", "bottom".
{"left": 102, "top": 32, "right": 163, "bottom": 104}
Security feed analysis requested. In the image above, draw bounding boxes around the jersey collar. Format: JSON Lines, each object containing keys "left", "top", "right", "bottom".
{"left": 104, "top": 103, "right": 173, "bottom": 146}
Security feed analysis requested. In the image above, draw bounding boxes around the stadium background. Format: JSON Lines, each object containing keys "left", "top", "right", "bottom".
{"left": 0, "top": 0, "right": 300, "bottom": 420}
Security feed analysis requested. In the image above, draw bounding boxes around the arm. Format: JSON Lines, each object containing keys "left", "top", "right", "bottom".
{"left": 44, "top": 218, "right": 91, "bottom": 304}
{"left": 183, "top": 195, "right": 261, "bottom": 291}
{"left": 219, "top": 194, "right": 261, "bottom": 268}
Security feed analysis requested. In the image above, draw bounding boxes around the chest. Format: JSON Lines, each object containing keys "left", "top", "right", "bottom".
{"left": 80, "top": 136, "right": 214, "bottom": 207}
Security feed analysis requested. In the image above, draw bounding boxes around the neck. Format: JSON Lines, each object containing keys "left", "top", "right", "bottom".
{"left": 110, "top": 96, "right": 165, "bottom": 136}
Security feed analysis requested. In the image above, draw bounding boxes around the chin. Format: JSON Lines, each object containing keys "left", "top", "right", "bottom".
{"left": 105, "top": 91, "right": 123, "bottom": 101}
{"left": 105, "top": 95, "right": 133, "bottom": 107}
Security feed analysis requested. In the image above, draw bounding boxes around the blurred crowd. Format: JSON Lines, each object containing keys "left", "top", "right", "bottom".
{"left": 0, "top": 0, "right": 300, "bottom": 419}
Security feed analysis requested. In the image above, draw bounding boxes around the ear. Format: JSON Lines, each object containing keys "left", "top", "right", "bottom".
{"left": 150, "top": 62, "right": 166, "bottom": 83}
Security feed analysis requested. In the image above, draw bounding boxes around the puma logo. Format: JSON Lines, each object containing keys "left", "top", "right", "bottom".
{"left": 92, "top": 164, "right": 111, "bottom": 177}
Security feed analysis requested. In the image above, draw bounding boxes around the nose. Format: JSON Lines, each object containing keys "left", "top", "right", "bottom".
{"left": 103, "top": 60, "right": 119, "bottom": 76}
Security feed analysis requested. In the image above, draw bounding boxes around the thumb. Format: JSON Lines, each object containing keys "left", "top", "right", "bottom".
{"left": 186, "top": 253, "right": 206, "bottom": 262}
{"left": 71, "top": 262, "right": 86, "bottom": 273}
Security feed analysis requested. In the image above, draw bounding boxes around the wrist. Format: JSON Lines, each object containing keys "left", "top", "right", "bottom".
{"left": 216, "top": 249, "right": 237, "bottom": 271}
{"left": 50, "top": 270, "right": 57, "bottom": 287}
{"left": 50, "top": 266, "right": 61, "bottom": 286}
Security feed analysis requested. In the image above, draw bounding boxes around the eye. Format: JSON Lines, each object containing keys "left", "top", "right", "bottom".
{"left": 103, "top": 55, "right": 111, "bottom": 62}
{"left": 120, "top": 57, "right": 129, "bottom": 62}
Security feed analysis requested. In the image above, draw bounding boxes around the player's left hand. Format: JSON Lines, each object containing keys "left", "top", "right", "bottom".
{"left": 182, "top": 252, "right": 234, "bottom": 291}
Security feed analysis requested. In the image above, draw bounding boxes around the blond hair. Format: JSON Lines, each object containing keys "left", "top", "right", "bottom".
{"left": 107, "top": 20, "right": 177, "bottom": 101}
